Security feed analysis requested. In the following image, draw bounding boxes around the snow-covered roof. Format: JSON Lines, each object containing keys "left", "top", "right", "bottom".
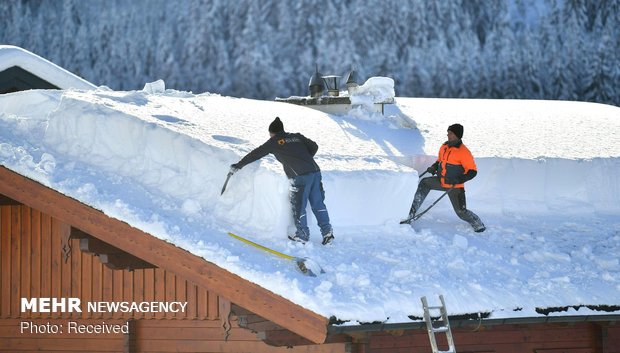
{"left": 0, "top": 45, "right": 96, "bottom": 90}
{"left": 0, "top": 83, "right": 619, "bottom": 325}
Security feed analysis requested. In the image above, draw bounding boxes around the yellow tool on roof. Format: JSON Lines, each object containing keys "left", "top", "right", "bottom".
{"left": 227, "top": 232, "right": 324, "bottom": 277}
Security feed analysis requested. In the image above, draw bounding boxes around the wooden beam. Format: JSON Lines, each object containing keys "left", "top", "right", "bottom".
{"left": 244, "top": 320, "right": 285, "bottom": 333}
{"left": 78, "top": 233, "right": 157, "bottom": 270}
{"left": 231, "top": 304, "right": 254, "bottom": 316}
{"left": 219, "top": 298, "right": 232, "bottom": 340}
{"left": 239, "top": 313, "right": 273, "bottom": 326}
{"left": 234, "top": 308, "right": 351, "bottom": 347}
{"left": 0, "top": 166, "right": 329, "bottom": 344}
{"left": 258, "top": 329, "right": 315, "bottom": 347}
{"left": 99, "top": 253, "right": 156, "bottom": 271}
{"left": 258, "top": 329, "right": 352, "bottom": 347}
{"left": 80, "top": 237, "right": 124, "bottom": 255}
{"left": 70, "top": 227, "right": 92, "bottom": 239}
{"left": 123, "top": 319, "right": 137, "bottom": 353}
{"left": 0, "top": 194, "right": 21, "bottom": 205}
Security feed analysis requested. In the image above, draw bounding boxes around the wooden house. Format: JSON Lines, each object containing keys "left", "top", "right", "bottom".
{"left": 0, "top": 165, "right": 347, "bottom": 352}
{"left": 1, "top": 165, "right": 619, "bottom": 353}
{"left": 0, "top": 45, "right": 96, "bottom": 93}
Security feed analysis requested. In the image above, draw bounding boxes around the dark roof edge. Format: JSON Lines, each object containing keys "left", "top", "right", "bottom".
{"left": 328, "top": 314, "right": 620, "bottom": 334}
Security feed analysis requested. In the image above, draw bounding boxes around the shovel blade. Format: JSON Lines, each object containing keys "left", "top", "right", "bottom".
{"left": 296, "top": 259, "right": 315, "bottom": 277}
{"left": 296, "top": 258, "right": 325, "bottom": 277}
{"left": 220, "top": 172, "right": 233, "bottom": 195}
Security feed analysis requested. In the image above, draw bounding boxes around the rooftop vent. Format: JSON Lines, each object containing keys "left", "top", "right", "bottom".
{"left": 308, "top": 64, "right": 325, "bottom": 98}
{"left": 322, "top": 75, "right": 341, "bottom": 97}
{"left": 344, "top": 67, "right": 359, "bottom": 94}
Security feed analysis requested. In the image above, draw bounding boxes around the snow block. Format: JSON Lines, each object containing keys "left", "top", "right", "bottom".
{"left": 323, "top": 169, "right": 418, "bottom": 227}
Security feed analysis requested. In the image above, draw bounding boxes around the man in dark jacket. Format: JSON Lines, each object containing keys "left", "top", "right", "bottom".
{"left": 403, "top": 123, "right": 485, "bottom": 232}
{"left": 230, "top": 117, "right": 334, "bottom": 245}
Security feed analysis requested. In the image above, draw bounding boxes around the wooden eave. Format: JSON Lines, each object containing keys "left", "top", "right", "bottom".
{"left": 75, "top": 230, "right": 157, "bottom": 271}
{"left": 0, "top": 194, "right": 21, "bottom": 205}
{"left": 0, "top": 165, "right": 330, "bottom": 344}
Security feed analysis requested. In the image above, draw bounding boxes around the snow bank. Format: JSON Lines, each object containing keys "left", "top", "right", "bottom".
{"left": 393, "top": 97, "right": 620, "bottom": 215}
{"left": 472, "top": 157, "right": 620, "bottom": 214}
{"left": 1, "top": 88, "right": 619, "bottom": 324}
{"left": 349, "top": 76, "right": 395, "bottom": 105}
{"left": 394, "top": 98, "right": 619, "bottom": 159}
{"left": 5, "top": 88, "right": 417, "bottom": 238}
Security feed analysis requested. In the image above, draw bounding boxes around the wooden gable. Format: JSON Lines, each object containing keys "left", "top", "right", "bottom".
{"left": 0, "top": 165, "right": 334, "bottom": 350}
{"left": 0, "top": 203, "right": 223, "bottom": 322}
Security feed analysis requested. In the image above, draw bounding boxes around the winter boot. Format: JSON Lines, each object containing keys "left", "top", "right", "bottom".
{"left": 288, "top": 234, "right": 307, "bottom": 244}
{"left": 400, "top": 203, "right": 418, "bottom": 225}
{"left": 472, "top": 220, "right": 486, "bottom": 233}
{"left": 400, "top": 209, "right": 416, "bottom": 225}
{"left": 321, "top": 231, "right": 334, "bottom": 245}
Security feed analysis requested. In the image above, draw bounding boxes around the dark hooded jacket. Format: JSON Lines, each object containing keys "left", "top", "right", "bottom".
{"left": 235, "top": 132, "right": 320, "bottom": 178}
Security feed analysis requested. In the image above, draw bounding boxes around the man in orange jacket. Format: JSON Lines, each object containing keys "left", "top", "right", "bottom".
{"left": 404, "top": 124, "right": 485, "bottom": 232}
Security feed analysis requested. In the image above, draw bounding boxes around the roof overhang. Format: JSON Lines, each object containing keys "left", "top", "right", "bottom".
{"left": 329, "top": 314, "right": 620, "bottom": 335}
{"left": 0, "top": 165, "right": 329, "bottom": 344}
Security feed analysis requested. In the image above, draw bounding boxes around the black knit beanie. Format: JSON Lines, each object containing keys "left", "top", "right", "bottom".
{"left": 269, "top": 117, "right": 284, "bottom": 133}
{"left": 448, "top": 123, "right": 464, "bottom": 139}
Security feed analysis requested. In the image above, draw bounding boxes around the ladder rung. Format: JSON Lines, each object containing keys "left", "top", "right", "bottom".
{"left": 421, "top": 295, "right": 455, "bottom": 353}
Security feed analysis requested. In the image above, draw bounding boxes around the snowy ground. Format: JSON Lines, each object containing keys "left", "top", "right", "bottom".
{"left": 0, "top": 84, "right": 619, "bottom": 325}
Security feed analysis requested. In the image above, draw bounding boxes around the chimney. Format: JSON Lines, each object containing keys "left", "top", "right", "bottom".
{"left": 308, "top": 64, "right": 325, "bottom": 98}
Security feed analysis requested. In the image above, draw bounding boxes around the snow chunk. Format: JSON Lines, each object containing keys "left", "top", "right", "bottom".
{"left": 349, "top": 77, "right": 395, "bottom": 106}
{"left": 143, "top": 79, "right": 166, "bottom": 94}
{"left": 36, "top": 153, "right": 56, "bottom": 174}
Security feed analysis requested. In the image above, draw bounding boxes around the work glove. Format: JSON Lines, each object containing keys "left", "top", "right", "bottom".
{"left": 229, "top": 164, "right": 240, "bottom": 174}
{"left": 426, "top": 162, "right": 438, "bottom": 175}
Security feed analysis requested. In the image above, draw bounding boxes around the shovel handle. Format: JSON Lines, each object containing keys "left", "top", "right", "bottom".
{"left": 227, "top": 232, "right": 296, "bottom": 261}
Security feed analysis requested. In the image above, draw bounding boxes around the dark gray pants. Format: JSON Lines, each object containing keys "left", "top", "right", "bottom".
{"left": 409, "top": 177, "right": 484, "bottom": 230}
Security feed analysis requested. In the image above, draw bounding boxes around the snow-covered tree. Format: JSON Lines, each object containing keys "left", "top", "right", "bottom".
{"left": 0, "top": 0, "right": 618, "bottom": 105}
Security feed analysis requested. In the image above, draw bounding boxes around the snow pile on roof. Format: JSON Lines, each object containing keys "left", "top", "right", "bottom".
{"left": 1, "top": 81, "right": 619, "bottom": 324}
{"left": 346, "top": 76, "right": 398, "bottom": 124}
{"left": 349, "top": 76, "right": 395, "bottom": 105}
{"left": 0, "top": 45, "right": 96, "bottom": 90}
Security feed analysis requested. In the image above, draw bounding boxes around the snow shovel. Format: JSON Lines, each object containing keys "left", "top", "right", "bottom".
{"left": 220, "top": 171, "right": 234, "bottom": 195}
{"left": 227, "top": 232, "right": 324, "bottom": 277}
{"left": 400, "top": 184, "right": 455, "bottom": 224}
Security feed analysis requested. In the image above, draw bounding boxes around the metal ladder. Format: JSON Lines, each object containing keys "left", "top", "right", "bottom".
{"left": 421, "top": 295, "right": 456, "bottom": 353}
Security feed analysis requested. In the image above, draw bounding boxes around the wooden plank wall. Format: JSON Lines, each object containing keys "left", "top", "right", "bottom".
{"left": 133, "top": 320, "right": 348, "bottom": 353}
{"left": 0, "top": 318, "right": 349, "bottom": 353}
{"left": 602, "top": 323, "right": 620, "bottom": 353}
{"left": 0, "top": 204, "right": 221, "bottom": 321}
{"left": 0, "top": 203, "right": 350, "bottom": 352}
{"left": 363, "top": 322, "right": 605, "bottom": 353}
{"left": 0, "top": 318, "right": 126, "bottom": 352}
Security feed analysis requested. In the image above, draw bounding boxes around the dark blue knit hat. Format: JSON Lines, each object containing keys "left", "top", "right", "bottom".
{"left": 448, "top": 124, "right": 464, "bottom": 139}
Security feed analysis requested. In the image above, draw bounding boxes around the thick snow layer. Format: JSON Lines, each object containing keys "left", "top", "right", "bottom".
{"left": 396, "top": 98, "right": 619, "bottom": 159}
{"left": 349, "top": 76, "right": 395, "bottom": 106}
{"left": 1, "top": 86, "right": 619, "bottom": 324}
{"left": 0, "top": 45, "right": 96, "bottom": 90}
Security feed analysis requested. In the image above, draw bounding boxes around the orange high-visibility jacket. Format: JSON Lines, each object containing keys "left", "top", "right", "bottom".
{"left": 436, "top": 141, "right": 477, "bottom": 188}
